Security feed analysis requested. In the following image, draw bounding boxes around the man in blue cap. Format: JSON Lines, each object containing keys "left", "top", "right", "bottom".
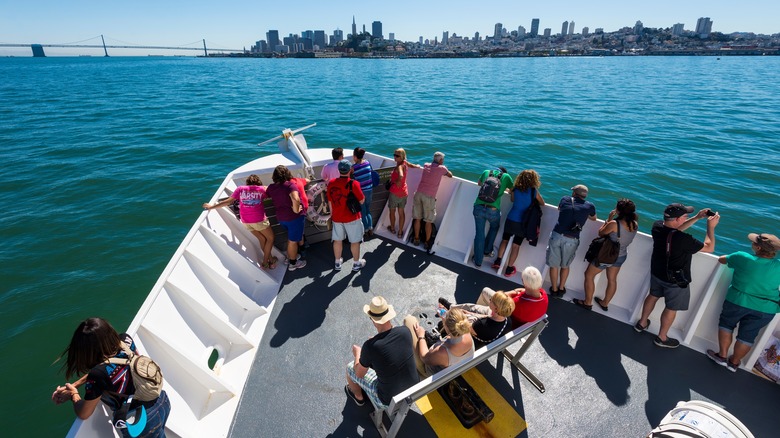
{"left": 327, "top": 159, "right": 366, "bottom": 271}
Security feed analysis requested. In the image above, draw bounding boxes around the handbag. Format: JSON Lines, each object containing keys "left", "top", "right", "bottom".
{"left": 346, "top": 180, "right": 362, "bottom": 214}
{"left": 584, "top": 220, "right": 620, "bottom": 264}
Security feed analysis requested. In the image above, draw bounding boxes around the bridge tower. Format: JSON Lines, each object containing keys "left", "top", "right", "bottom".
{"left": 31, "top": 44, "right": 45, "bottom": 57}
{"left": 203, "top": 39, "right": 207, "bottom": 57}
{"left": 101, "top": 35, "right": 109, "bottom": 57}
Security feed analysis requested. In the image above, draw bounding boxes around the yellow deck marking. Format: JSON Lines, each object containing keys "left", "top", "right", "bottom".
{"left": 415, "top": 368, "right": 527, "bottom": 437}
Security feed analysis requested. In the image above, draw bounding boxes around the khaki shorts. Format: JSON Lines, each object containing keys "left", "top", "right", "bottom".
{"left": 412, "top": 192, "right": 436, "bottom": 222}
{"left": 388, "top": 193, "right": 407, "bottom": 209}
{"left": 244, "top": 220, "right": 271, "bottom": 232}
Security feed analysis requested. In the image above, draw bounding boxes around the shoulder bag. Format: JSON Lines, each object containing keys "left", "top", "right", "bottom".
{"left": 585, "top": 220, "right": 620, "bottom": 265}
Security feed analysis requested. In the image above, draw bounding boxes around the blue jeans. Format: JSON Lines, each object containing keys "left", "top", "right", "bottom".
{"left": 473, "top": 204, "right": 501, "bottom": 266}
{"left": 360, "top": 189, "right": 373, "bottom": 231}
{"left": 120, "top": 390, "right": 171, "bottom": 438}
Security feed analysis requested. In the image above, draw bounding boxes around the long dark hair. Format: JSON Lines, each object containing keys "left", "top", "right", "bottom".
{"left": 615, "top": 198, "right": 638, "bottom": 232}
{"left": 59, "top": 317, "right": 122, "bottom": 379}
{"left": 271, "top": 165, "right": 293, "bottom": 184}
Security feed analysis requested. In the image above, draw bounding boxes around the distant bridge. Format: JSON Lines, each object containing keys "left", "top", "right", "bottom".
{"left": 0, "top": 36, "right": 242, "bottom": 57}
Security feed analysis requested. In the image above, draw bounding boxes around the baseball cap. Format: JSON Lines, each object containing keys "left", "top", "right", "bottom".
{"left": 337, "top": 159, "right": 352, "bottom": 174}
{"left": 664, "top": 203, "right": 694, "bottom": 219}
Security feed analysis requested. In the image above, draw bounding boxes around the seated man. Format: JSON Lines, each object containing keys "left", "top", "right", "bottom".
{"left": 440, "top": 289, "right": 515, "bottom": 349}
{"left": 507, "top": 266, "right": 549, "bottom": 326}
{"left": 345, "top": 296, "right": 419, "bottom": 408}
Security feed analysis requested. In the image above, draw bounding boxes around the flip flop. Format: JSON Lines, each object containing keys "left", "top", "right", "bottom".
{"left": 573, "top": 298, "right": 592, "bottom": 310}
{"left": 595, "top": 297, "right": 609, "bottom": 311}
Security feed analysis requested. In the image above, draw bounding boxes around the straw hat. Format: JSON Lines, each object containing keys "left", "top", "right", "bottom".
{"left": 363, "top": 296, "right": 396, "bottom": 324}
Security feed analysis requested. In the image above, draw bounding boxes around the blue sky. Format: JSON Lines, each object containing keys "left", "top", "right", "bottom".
{"left": 1, "top": 1, "right": 777, "bottom": 55}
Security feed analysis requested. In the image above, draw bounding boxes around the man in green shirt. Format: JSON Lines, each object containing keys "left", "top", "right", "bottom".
{"left": 472, "top": 166, "right": 514, "bottom": 267}
{"left": 707, "top": 233, "right": 780, "bottom": 372}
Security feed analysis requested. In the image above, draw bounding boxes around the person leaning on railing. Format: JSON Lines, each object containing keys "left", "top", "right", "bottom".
{"left": 707, "top": 233, "right": 780, "bottom": 372}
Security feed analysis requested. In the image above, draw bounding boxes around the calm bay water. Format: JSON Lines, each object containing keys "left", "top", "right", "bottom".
{"left": 1, "top": 56, "right": 778, "bottom": 436}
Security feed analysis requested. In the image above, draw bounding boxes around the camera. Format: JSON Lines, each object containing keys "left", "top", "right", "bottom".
{"left": 570, "top": 222, "right": 583, "bottom": 232}
{"left": 667, "top": 269, "right": 690, "bottom": 288}
{"left": 706, "top": 209, "right": 716, "bottom": 217}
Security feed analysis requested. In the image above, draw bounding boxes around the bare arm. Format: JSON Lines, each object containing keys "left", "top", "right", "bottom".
{"left": 203, "top": 196, "right": 235, "bottom": 210}
{"left": 445, "top": 170, "right": 453, "bottom": 178}
{"left": 64, "top": 383, "right": 100, "bottom": 420}
{"left": 699, "top": 213, "right": 719, "bottom": 253}
{"left": 290, "top": 191, "right": 302, "bottom": 213}
{"left": 678, "top": 208, "right": 709, "bottom": 232}
{"left": 536, "top": 191, "right": 545, "bottom": 206}
{"left": 351, "top": 345, "right": 368, "bottom": 379}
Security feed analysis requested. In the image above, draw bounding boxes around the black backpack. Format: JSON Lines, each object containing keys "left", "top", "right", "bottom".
{"left": 477, "top": 170, "right": 503, "bottom": 204}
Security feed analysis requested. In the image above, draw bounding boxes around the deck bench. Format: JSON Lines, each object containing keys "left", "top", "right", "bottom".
{"left": 368, "top": 315, "right": 549, "bottom": 438}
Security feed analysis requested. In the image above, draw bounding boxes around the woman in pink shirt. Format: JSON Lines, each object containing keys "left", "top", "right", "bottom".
{"left": 387, "top": 148, "right": 420, "bottom": 238}
{"left": 203, "top": 174, "right": 277, "bottom": 269}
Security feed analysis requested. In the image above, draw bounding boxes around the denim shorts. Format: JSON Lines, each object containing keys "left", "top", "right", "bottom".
{"left": 546, "top": 231, "right": 579, "bottom": 268}
{"left": 594, "top": 254, "right": 628, "bottom": 269}
{"left": 718, "top": 300, "right": 776, "bottom": 346}
{"left": 649, "top": 274, "right": 690, "bottom": 311}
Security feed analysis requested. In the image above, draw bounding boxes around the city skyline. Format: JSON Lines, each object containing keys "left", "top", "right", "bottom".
{"left": 1, "top": 1, "right": 778, "bottom": 56}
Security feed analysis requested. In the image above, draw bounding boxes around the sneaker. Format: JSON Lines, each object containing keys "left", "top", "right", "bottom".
{"left": 504, "top": 266, "right": 517, "bottom": 277}
{"left": 491, "top": 257, "right": 502, "bottom": 269}
{"left": 633, "top": 320, "right": 650, "bottom": 333}
{"left": 335, "top": 258, "right": 343, "bottom": 271}
{"left": 287, "top": 258, "right": 307, "bottom": 271}
{"left": 438, "top": 297, "right": 452, "bottom": 310}
{"left": 352, "top": 259, "right": 366, "bottom": 271}
{"left": 484, "top": 250, "right": 495, "bottom": 258}
{"left": 344, "top": 385, "right": 365, "bottom": 407}
{"left": 653, "top": 336, "right": 680, "bottom": 348}
{"left": 726, "top": 359, "right": 739, "bottom": 373}
{"left": 706, "top": 349, "right": 727, "bottom": 366}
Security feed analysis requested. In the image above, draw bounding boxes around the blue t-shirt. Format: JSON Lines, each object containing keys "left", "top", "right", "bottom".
{"left": 507, "top": 188, "right": 534, "bottom": 222}
{"left": 553, "top": 196, "right": 596, "bottom": 238}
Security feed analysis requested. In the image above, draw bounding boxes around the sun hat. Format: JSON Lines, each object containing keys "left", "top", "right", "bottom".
{"left": 571, "top": 184, "right": 589, "bottom": 198}
{"left": 338, "top": 159, "right": 352, "bottom": 174}
{"left": 664, "top": 203, "right": 694, "bottom": 219}
{"left": 748, "top": 233, "right": 780, "bottom": 252}
{"left": 363, "top": 296, "right": 396, "bottom": 324}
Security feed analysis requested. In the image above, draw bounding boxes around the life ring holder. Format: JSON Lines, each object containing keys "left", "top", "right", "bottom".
{"left": 305, "top": 179, "right": 331, "bottom": 228}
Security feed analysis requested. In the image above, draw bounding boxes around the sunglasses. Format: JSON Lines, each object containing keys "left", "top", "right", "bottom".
{"left": 393, "top": 154, "right": 401, "bottom": 158}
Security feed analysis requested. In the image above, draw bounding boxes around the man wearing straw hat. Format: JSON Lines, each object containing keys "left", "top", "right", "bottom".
{"left": 345, "top": 297, "right": 418, "bottom": 408}
{"left": 707, "top": 233, "right": 780, "bottom": 372}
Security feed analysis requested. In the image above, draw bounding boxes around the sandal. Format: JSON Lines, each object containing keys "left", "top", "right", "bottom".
{"left": 573, "top": 298, "right": 592, "bottom": 310}
{"left": 386, "top": 225, "right": 395, "bottom": 234}
{"left": 397, "top": 230, "right": 403, "bottom": 238}
{"left": 594, "top": 297, "right": 609, "bottom": 311}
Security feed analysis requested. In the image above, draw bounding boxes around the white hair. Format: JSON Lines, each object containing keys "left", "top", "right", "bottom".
{"left": 433, "top": 151, "right": 445, "bottom": 164}
{"left": 521, "top": 266, "right": 543, "bottom": 291}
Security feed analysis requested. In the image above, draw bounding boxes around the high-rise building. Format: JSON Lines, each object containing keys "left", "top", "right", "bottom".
{"left": 561, "top": 21, "right": 569, "bottom": 36}
{"left": 389, "top": 33, "right": 395, "bottom": 42}
{"left": 582, "top": 27, "right": 589, "bottom": 36}
{"left": 442, "top": 31, "right": 449, "bottom": 45}
{"left": 672, "top": 23, "right": 685, "bottom": 36}
{"left": 695, "top": 17, "right": 713, "bottom": 37}
{"left": 530, "top": 19, "right": 540, "bottom": 37}
{"left": 333, "top": 29, "right": 344, "bottom": 43}
{"left": 543, "top": 28, "right": 551, "bottom": 37}
{"left": 266, "top": 30, "right": 280, "bottom": 53}
{"left": 283, "top": 35, "right": 298, "bottom": 53}
{"left": 314, "top": 30, "right": 326, "bottom": 49}
{"left": 634, "top": 20, "right": 644, "bottom": 36}
{"left": 419, "top": 36, "right": 424, "bottom": 44}
{"left": 517, "top": 26, "right": 526, "bottom": 38}
{"left": 302, "top": 30, "right": 313, "bottom": 41}
{"left": 494, "top": 23, "right": 503, "bottom": 39}
{"left": 352, "top": 16, "right": 357, "bottom": 38}
{"left": 372, "top": 21, "right": 383, "bottom": 40}
{"left": 569, "top": 21, "right": 575, "bottom": 35}
{"left": 474, "top": 32, "right": 480, "bottom": 41}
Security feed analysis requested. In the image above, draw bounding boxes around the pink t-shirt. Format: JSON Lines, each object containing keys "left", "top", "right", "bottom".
{"left": 416, "top": 162, "right": 449, "bottom": 197}
{"left": 232, "top": 185, "right": 267, "bottom": 224}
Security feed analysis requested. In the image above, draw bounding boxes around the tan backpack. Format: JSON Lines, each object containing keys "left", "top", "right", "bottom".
{"left": 108, "top": 342, "right": 163, "bottom": 402}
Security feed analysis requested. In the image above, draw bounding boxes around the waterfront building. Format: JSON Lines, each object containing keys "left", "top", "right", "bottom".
{"left": 582, "top": 27, "right": 589, "bottom": 36}
{"left": 494, "top": 23, "right": 503, "bottom": 39}
{"left": 595, "top": 28, "right": 604, "bottom": 34}
{"left": 283, "top": 35, "right": 298, "bottom": 53}
{"left": 569, "top": 21, "right": 575, "bottom": 35}
{"left": 561, "top": 21, "right": 569, "bottom": 36}
{"left": 314, "top": 30, "right": 326, "bottom": 48}
{"left": 531, "top": 18, "right": 540, "bottom": 37}
{"left": 543, "top": 28, "right": 551, "bottom": 37}
{"left": 301, "top": 38, "right": 313, "bottom": 51}
{"left": 672, "top": 23, "right": 685, "bottom": 36}
{"left": 474, "top": 32, "right": 480, "bottom": 41}
{"left": 695, "top": 17, "right": 713, "bottom": 37}
{"left": 419, "top": 36, "right": 424, "bottom": 44}
{"left": 352, "top": 16, "right": 357, "bottom": 38}
{"left": 252, "top": 40, "right": 267, "bottom": 54}
{"left": 634, "top": 21, "right": 644, "bottom": 36}
{"left": 442, "top": 31, "right": 449, "bottom": 45}
{"left": 518, "top": 26, "right": 526, "bottom": 38}
{"left": 333, "top": 29, "right": 344, "bottom": 44}
{"left": 372, "top": 21, "right": 383, "bottom": 40}
{"left": 266, "top": 30, "right": 280, "bottom": 53}
{"left": 389, "top": 33, "right": 395, "bottom": 42}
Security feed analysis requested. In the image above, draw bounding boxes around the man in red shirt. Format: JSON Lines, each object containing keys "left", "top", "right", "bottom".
{"left": 327, "top": 160, "right": 366, "bottom": 271}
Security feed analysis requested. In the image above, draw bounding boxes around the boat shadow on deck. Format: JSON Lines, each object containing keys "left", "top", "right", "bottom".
{"left": 229, "top": 236, "right": 777, "bottom": 438}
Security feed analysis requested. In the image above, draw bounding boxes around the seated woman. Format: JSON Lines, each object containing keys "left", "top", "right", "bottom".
{"left": 440, "top": 289, "right": 515, "bottom": 349}
{"left": 405, "top": 308, "right": 475, "bottom": 376}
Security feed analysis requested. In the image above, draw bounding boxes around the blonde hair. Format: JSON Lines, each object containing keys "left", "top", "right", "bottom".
{"left": 443, "top": 308, "right": 472, "bottom": 337}
{"left": 514, "top": 169, "right": 541, "bottom": 191}
{"left": 521, "top": 266, "right": 543, "bottom": 291}
{"left": 491, "top": 291, "right": 516, "bottom": 317}
{"left": 394, "top": 148, "right": 407, "bottom": 162}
